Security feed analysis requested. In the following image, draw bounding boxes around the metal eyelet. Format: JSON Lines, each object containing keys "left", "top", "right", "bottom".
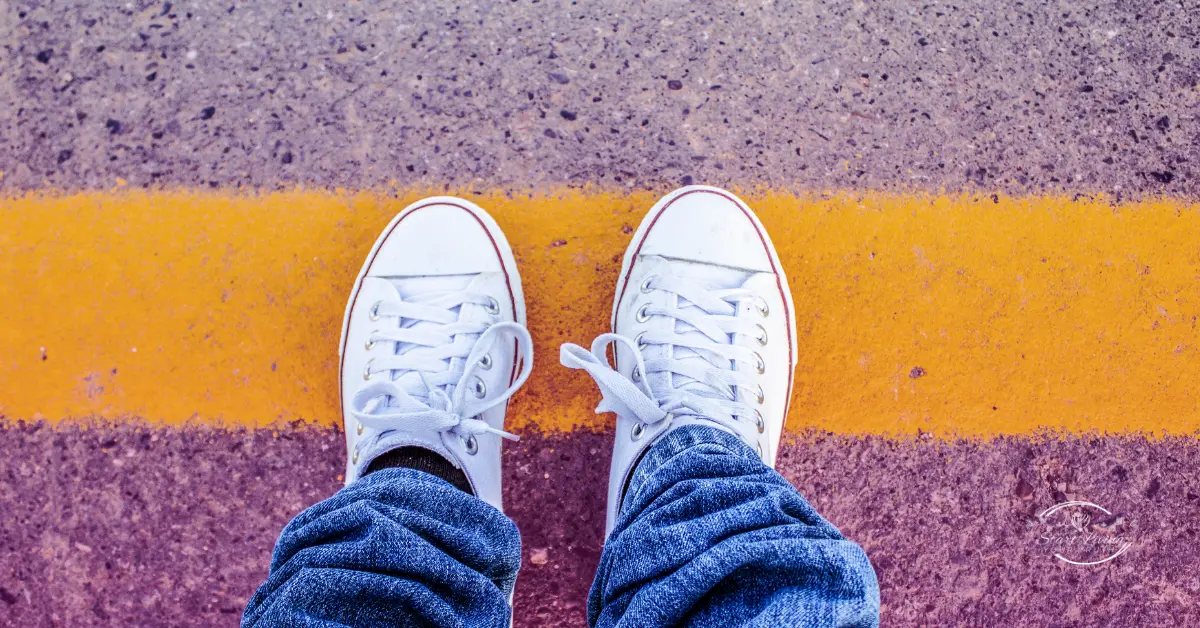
{"left": 362, "top": 359, "right": 375, "bottom": 381}
{"left": 485, "top": 297, "right": 500, "bottom": 315}
{"left": 755, "top": 324, "right": 768, "bottom": 346}
{"left": 636, "top": 304, "right": 652, "bottom": 323}
{"left": 631, "top": 422, "right": 646, "bottom": 441}
{"left": 352, "top": 447, "right": 360, "bottom": 464}
{"left": 479, "top": 353, "right": 493, "bottom": 370}
{"left": 756, "top": 442, "right": 764, "bottom": 460}
{"left": 755, "top": 384, "right": 765, "bottom": 405}
{"left": 365, "top": 332, "right": 379, "bottom": 351}
{"left": 631, "top": 365, "right": 641, "bottom": 383}
{"left": 636, "top": 332, "right": 648, "bottom": 349}
{"left": 753, "top": 352, "right": 766, "bottom": 374}
{"left": 471, "top": 377, "right": 487, "bottom": 399}
{"left": 356, "top": 423, "right": 364, "bottom": 435}
{"left": 369, "top": 301, "right": 382, "bottom": 321}
{"left": 464, "top": 435, "right": 478, "bottom": 455}
{"left": 754, "top": 409, "right": 765, "bottom": 433}
{"left": 754, "top": 298, "right": 769, "bottom": 318}
{"left": 640, "top": 275, "right": 656, "bottom": 294}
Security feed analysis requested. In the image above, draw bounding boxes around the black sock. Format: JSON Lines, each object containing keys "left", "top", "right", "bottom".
{"left": 364, "top": 446, "right": 474, "bottom": 495}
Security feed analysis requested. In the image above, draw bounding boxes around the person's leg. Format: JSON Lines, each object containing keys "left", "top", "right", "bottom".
{"left": 241, "top": 467, "right": 520, "bottom": 627}
{"left": 562, "top": 186, "right": 880, "bottom": 627}
{"left": 243, "top": 196, "right": 535, "bottom": 627}
{"left": 588, "top": 425, "right": 878, "bottom": 627}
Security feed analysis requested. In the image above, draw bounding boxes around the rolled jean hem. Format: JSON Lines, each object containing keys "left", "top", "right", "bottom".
{"left": 622, "top": 423, "right": 758, "bottom": 517}
{"left": 354, "top": 465, "right": 460, "bottom": 493}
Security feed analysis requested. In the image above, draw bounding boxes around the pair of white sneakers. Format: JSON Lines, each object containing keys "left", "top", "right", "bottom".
{"left": 339, "top": 186, "right": 797, "bottom": 537}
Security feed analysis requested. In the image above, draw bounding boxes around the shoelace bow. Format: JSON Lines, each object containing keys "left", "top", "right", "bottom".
{"left": 351, "top": 290, "right": 532, "bottom": 446}
{"left": 561, "top": 273, "right": 766, "bottom": 435}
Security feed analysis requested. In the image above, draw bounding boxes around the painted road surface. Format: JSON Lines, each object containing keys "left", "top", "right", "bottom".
{"left": 2, "top": 1, "right": 1199, "bottom": 626}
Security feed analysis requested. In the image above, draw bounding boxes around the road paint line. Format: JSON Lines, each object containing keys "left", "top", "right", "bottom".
{"left": 0, "top": 189, "right": 1197, "bottom": 436}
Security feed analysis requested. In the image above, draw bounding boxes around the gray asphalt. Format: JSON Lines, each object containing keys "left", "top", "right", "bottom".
{"left": 2, "top": 0, "right": 1196, "bottom": 195}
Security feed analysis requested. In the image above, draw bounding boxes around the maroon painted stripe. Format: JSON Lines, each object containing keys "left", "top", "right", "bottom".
{"left": 0, "top": 423, "right": 1195, "bottom": 626}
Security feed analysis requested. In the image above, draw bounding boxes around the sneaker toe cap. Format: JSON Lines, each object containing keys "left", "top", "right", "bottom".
{"left": 638, "top": 187, "right": 774, "bottom": 272}
{"left": 368, "top": 200, "right": 504, "bottom": 277}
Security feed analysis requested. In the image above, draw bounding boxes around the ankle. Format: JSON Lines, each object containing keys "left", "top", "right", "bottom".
{"left": 365, "top": 446, "right": 474, "bottom": 495}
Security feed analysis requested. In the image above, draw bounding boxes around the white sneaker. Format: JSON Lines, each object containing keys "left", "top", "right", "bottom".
{"left": 339, "top": 196, "right": 532, "bottom": 512}
{"left": 561, "top": 185, "right": 797, "bottom": 536}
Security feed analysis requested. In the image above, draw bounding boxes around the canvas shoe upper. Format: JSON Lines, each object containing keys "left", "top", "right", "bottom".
{"left": 560, "top": 185, "right": 798, "bottom": 537}
{"left": 339, "top": 196, "right": 531, "bottom": 512}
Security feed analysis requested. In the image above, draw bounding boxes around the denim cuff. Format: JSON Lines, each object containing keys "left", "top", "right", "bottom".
{"left": 621, "top": 423, "right": 759, "bottom": 516}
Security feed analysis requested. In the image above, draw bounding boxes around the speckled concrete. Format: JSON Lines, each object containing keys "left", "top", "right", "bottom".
{"left": 2, "top": 0, "right": 1196, "bottom": 195}
{"left": 1, "top": 423, "right": 1196, "bottom": 626}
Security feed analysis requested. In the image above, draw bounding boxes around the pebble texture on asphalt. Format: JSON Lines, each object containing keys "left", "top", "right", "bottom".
{"left": 2, "top": 0, "right": 1196, "bottom": 195}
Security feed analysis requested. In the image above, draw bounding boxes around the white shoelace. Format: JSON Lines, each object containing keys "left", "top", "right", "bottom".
{"left": 560, "top": 273, "right": 767, "bottom": 436}
{"left": 350, "top": 289, "right": 533, "bottom": 449}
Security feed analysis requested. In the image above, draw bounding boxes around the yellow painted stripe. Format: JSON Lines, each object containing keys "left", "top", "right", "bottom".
{"left": 1, "top": 189, "right": 1198, "bottom": 437}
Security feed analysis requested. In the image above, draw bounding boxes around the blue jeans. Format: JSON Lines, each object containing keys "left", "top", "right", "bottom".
{"left": 243, "top": 426, "right": 880, "bottom": 627}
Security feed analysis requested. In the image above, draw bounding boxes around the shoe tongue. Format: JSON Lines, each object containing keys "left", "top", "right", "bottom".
{"left": 654, "top": 260, "right": 752, "bottom": 402}
{"left": 388, "top": 274, "right": 473, "bottom": 299}
{"left": 383, "top": 274, "right": 477, "bottom": 405}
